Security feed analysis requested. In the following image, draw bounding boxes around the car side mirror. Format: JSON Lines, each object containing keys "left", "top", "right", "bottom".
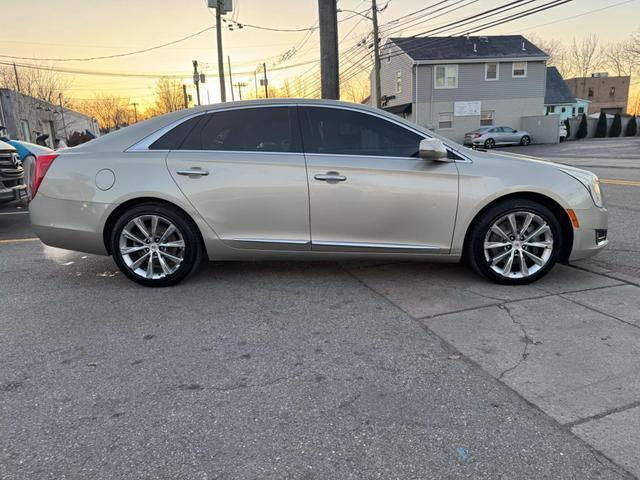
{"left": 419, "top": 138, "right": 449, "bottom": 161}
{"left": 513, "top": 130, "right": 518, "bottom": 133}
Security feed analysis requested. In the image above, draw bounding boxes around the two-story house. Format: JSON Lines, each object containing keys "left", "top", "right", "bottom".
{"left": 372, "top": 35, "right": 549, "bottom": 143}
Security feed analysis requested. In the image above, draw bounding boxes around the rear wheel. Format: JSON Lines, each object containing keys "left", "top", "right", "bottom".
{"left": 484, "top": 138, "right": 495, "bottom": 149}
{"left": 110, "top": 203, "right": 202, "bottom": 287}
{"left": 466, "top": 199, "right": 562, "bottom": 285}
{"left": 520, "top": 135, "right": 531, "bottom": 146}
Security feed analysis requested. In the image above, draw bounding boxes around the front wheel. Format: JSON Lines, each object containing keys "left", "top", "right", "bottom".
{"left": 520, "top": 135, "right": 531, "bottom": 146}
{"left": 110, "top": 203, "right": 203, "bottom": 287}
{"left": 466, "top": 199, "right": 562, "bottom": 285}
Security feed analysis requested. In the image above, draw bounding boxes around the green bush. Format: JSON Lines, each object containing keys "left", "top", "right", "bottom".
{"left": 595, "top": 112, "right": 608, "bottom": 138}
{"left": 609, "top": 113, "right": 622, "bottom": 137}
{"left": 564, "top": 118, "right": 571, "bottom": 138}
{"left": 626, "top": 115, "right": 638, "bottom": 137}
{"left": 576, "top": 114, "right": 588, "bottom": 139}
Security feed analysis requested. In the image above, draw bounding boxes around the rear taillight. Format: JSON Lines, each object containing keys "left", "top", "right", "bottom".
{"left": 474, "top": 133, "right": 481, "bottom": 138}
{"left": 32, "top": 153, "right": 58, "bottom": 199}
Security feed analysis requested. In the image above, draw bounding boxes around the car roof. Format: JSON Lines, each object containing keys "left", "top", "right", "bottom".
{"left": 69, "top": 98, "right": 459, "bottom": 154}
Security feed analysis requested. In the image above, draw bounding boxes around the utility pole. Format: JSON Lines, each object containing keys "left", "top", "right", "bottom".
{"left": 227, "top": 56, "right": 235, "bottom": 101}
{"left": 262, "top": 63, "right": 269, "bottom": 98}
{"left": 317, "top": 0, "right": 339, "bottom": 99}
{"left": 371, "top": 0, "right": 382, "bottom": 108}
{"left": 254, "top": 70, "right": 259, "bottom": 98}
{"left": 234, "top": 83, "right": 245, "bottom": 100}
{"left": 216, "top": 0, "right": 227, "bottom": 102}
{"left": 182, "top": 84, "right": 189, "bottom": 109}
{"left": 132, "top": 102, "right": 139, "bottom": 123}
{"left": 58, "top": 93, "right": 68, "bottom": 141}
{"left": 192, "top": 60, "right": 201, "bottom": 106}
{"left": 13, "top": 63, "right": 21, "bottom": 93}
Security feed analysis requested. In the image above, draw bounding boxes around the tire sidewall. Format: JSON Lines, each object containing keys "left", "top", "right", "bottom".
{"left": 110, "top": 204, "right": 201, "bottom": 287}
{"left": 469, "top": 200, "right": 562, "bottom": 285}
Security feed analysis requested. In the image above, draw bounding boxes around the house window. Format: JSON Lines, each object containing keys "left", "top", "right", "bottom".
{"left": 20, "top": 119, "right": 30, "bottom": 142}
{"left": 610, "top": 86, "right": 616, "bottom": 96}
{"left": 480, "top": 111, "right": 494, "bottom": 126}
{"left": 561, "top": 107, "right": 566, "bottom": 113}
{"left": 396, "top": 71, "right": 402, "bottom": 94}
{"left": 512, "top": 62, "right": 527, "bottom": 78}
{"left": 438, "top": 112, "right": 453, "bottom": 129}
{"left": 547, "top": 106, "right": 556, "bottom": 114}
{"left": 572, "top": 107, "right": 576, "bottom": 116}
{"left": 435, "top": 65, "right": 458, "bottom": 88}
{"left": 485, "top": 63, "right": 498, "bottom": 81}
{"left": 578, "top": 106, "right": 585, "bottom": 114}
{"left": 588, "top": 88, "right": 594, "bottom": 97}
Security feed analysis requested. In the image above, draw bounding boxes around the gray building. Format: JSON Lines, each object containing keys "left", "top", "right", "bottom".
{"left": 0, "top": 88, "right": 99, "bottom": 147}
{"left": 372, "top": 35, "right": 549, "bottom": 143}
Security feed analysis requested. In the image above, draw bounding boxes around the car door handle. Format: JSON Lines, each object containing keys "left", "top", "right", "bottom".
{"left": 314, "top": 172, "right": 346, "bottom": 183}
{"left": 176, "top": 168, "right": 209, "bottom": 177}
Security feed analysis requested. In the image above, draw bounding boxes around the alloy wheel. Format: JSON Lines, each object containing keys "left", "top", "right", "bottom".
{"left": 483, "top": 211, "right": 554, "bottom": 279}
{"left": 118, "top": 214, "right": 186, "bottom": 280}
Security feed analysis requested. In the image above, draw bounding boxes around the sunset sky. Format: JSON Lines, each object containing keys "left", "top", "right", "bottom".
{"left": 1, "top": 0, "right": 638, "bottom": 108}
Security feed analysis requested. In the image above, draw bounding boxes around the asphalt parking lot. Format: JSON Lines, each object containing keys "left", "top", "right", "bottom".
{"left": 2, "top": 137, "right": 640, "bottom": 479}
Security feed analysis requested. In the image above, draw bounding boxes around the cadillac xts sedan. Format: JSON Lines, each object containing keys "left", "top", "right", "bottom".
{"left": 29, "top": 99, "right": 608, "bottom": 287}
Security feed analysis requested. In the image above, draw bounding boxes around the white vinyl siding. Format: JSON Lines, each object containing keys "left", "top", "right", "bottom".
{"left": 485, "top": 62, "right": 498, "bottom": 81}
{"left": 512, "top": 62, "right": 527, "bottom": 78}
{"left": 480, "top": 111, "right": 494, "bottom": 126}
{"left": 438, "top": 112, "right": 453, "bottom": 129}
{"left": 435, "top": 65, "right": 458, "bottom": 89}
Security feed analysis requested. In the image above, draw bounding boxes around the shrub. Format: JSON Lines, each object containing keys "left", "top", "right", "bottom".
{"left": 564, "top": 118, "right": 571, "bottom": 138}
{"left": 609, "top": 113, "right": 622, "bottom": 137}
{"left": 576, "top": 114, "right": 588, "bottom": 139}
{"left": 595, "top": 112, "right": 608, "bottom": 138}
{"left": 625, "top": 115, "right": 638, "bottom": 137}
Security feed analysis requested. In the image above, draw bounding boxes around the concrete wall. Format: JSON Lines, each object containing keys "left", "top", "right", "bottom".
{"left": 521, "top": 115, "right": 560, "bottom": 144}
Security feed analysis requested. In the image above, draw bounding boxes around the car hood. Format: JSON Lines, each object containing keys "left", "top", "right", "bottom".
{"left": 463, "top": 148, "right": 596, "bottom": 177}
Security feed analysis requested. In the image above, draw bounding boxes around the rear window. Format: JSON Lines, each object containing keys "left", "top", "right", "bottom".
{"left": 149, "top": 116, "right": 204, "bottom": 150}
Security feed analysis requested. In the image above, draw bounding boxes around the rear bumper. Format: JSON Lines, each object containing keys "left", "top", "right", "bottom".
{"left": 569, "top": 206, "right": 609, "bottom": 261}
{"left": 29, "top": 194, "right": 110, "bottom": 255}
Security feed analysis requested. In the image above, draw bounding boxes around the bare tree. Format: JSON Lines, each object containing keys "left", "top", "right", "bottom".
{"left": 0, "top": 64, "right": 71, "bottom": 104}
{"left": 341, "top": 74, "right": 370, "bottom": 103}
{"left": 74, "top": 94, "right": 135, "bottom": 132}
{"left": 527, "top": 35, "right": 570, "bottom": 77}
{"left": 566, "top": 34, "right": 603, "bottom": 78}
{"left": 603, "top": 39, "right": 638, "bottom": 76}
{"left": 147, "top": 77, "right": 184, "bottom": 117}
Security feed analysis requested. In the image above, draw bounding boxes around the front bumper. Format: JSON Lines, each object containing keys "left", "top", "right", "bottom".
{"left": 0, "top": 184, "right": 28, "bottom": 204}
{"left": 569, "top": 206, "right": 609, "bottom": 261}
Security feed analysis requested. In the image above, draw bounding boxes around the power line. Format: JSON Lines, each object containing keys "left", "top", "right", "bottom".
{"left": 0, "top": 26, "right": 217, "bottom": 62}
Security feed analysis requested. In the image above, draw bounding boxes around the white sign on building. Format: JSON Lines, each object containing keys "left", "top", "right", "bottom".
{"left": 454, "top": 101, "right": 481, "bottom": 116}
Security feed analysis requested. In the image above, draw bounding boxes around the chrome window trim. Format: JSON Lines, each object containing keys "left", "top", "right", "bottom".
{"left": 127, "top": 101, "right": 472, "bottom": 163}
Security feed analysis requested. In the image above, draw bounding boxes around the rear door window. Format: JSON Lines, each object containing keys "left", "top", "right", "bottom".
{"left": 149, "top": 115, "right": 205, "bottom": 150}
{"left": 180, "top": 106, "right": 301, "bottom": 153}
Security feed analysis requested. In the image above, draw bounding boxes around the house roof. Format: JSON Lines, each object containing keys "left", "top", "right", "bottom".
{"left": 389, "top": 35, "right": 548, "bottom": 62}
{"left": 545, "top": 66, "right": 576, "bottom": 105}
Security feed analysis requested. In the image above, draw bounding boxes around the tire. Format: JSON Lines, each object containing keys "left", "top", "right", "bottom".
{"left": 110, "top": 203, "right": 203, "bottom": 287}
{"left": 520, "top": 135, "right": 531, "bottom": 146}
{"left": 465, "top": 199, "right": 562, "bottom": 285}
{"left": 484, "top": 138, "right": 495, "bottom": 149}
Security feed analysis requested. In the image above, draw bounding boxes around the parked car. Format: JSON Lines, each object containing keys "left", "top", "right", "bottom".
{"left": 29, "top": 99, "right": 607, "bottom": 287}
{"left": 6, "top": 140, "right": 53, "bottom": 199}
{"left": 464, "top": 126, "right": 531, "bottom": 148}
{"left": 0, "top": 140, "right": 27, "bottom": 205}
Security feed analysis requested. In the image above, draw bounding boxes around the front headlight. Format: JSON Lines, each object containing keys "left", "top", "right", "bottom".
{"left": 560, "top": 168, "right": 604, "bottom": 208}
